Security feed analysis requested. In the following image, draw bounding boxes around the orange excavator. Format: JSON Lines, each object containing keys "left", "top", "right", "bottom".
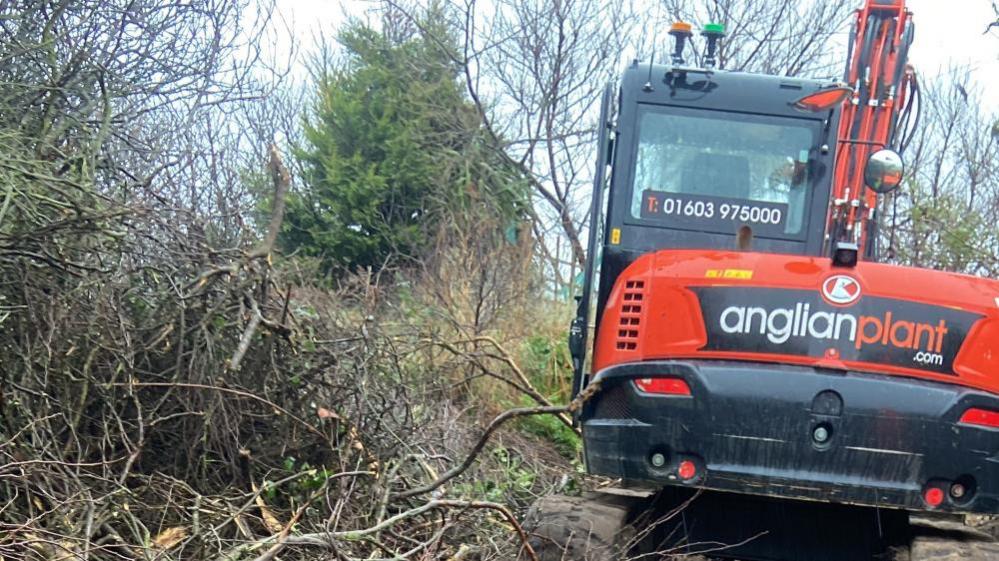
{"left": 522, "top": 1, "right": 999, "bottom": 559}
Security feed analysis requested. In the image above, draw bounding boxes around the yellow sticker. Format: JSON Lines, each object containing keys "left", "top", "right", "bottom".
{"left": 610, "top": 228, "right": 621, "bottom": 245}
{"left": 706, "top": 269, "right": 754, "bottom": 280}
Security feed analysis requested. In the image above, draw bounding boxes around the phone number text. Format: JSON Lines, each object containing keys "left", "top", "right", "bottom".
{"left": 644, "top": 195, "right": 783, "bottom": 226}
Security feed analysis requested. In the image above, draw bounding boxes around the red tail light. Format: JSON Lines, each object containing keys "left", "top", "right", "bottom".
{"left": 958, "top": 408, "right": 999, "bottom": 429}
{"left": 634, "top": 377, "right": 692, "bottom": 396}
{"left": 678, "top": 460, "right": 697, "bottom": 480}
{"left": 923, "top": 486, "right": 945, "bottom": 508}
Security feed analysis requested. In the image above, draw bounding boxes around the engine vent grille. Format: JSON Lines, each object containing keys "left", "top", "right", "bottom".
{"left": 616, "top": 280, "right": 645, "bottom": 351}
{"left": 591, "top": 384, "right": 633, "bottom": 419}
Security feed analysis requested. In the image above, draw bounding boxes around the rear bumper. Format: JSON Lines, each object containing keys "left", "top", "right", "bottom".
{"left": 581, "top": 360, "right": 999, "bottom": 514}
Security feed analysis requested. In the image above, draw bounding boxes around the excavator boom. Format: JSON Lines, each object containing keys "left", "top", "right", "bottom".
{"left": 831, "top": 0, "right": 916, "bottom": 257}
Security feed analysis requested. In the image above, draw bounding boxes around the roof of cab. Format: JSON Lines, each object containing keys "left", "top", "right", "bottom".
{"left": 620, "top": 61, "right": 841, "bottom": 117}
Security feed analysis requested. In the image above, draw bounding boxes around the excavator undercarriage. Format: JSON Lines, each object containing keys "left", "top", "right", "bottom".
{"left": 520, "top": 489, "right": 999, "bottom": 561}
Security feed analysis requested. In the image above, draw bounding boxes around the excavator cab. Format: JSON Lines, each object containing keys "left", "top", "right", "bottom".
{"left": 570, "top": 61, "right": 843, "bottom": 397}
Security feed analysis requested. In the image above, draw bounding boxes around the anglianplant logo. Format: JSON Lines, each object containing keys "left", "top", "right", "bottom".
{"left": 691, "top": 284, "right": 981, "bottom": 375}
{"left": 822, "top": 275, "right": 861, "bottom": 306}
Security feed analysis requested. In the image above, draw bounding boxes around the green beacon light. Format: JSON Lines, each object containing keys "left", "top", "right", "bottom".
{"left": 704, "top": 23, "right": 726, "bottom": 34}
{"left": 702, "top": 23, "right": 726, "bottom": 69}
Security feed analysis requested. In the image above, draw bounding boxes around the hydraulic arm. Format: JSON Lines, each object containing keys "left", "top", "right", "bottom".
{"left": 829, "top": 0, "right": 917, "bottom": 259}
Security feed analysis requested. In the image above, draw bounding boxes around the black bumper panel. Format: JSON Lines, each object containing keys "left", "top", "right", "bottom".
{"left": 581, "top": 360, "right": 999, "bottom": 514}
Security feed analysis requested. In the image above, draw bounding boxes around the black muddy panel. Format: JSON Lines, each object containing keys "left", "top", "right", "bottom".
{"left": 581, "top": 360, "right": 999, "bottom": 515}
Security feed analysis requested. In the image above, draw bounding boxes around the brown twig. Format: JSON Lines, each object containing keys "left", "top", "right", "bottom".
{"left": 229, "top": 294, "right": 264, "bottom": 371}
{"left": 392, "top": 381, "right": 601, "bottom": 500}
{"left": 249, "top": 144, "right": 291, "bottom": 260}
{"left": 232, "top": 499, "right": 538, "bottom": 561}
{"left": 102, "top": 381, "right": 329, "bottom": 443}
{"left": 427, "top": 336, "right": 576, "bottom": 431}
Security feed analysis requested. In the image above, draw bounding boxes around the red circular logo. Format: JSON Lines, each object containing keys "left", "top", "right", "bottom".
{"left": 821, "top": 275, "right": 862, "bottom": 306}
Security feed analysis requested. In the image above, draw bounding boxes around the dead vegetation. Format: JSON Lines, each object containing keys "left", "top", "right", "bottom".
{"left": 0, "top": 119, "right": 595, "bottom": 560}
{"left": 0, "top": 3, "right": 587, "bottom": 557}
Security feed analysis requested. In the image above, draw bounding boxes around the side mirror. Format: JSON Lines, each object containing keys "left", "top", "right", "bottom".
{"left": 863, "top": 149, "right": 904, "bottom": 194}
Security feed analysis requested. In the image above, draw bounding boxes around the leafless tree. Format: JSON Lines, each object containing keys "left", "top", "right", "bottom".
{"left": 473, "top": 0, "right": 639, "bottom": 270}
{"left": 882, "top": 67, "right": 999, "bottom": 274}
{"left": 383, "top": 0, "right": 855, "bottom": 284}
{"left": 377, "top": 0, "right": 635, "bottom": 272}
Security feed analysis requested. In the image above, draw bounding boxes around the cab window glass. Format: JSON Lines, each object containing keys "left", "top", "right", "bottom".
{"left": 631, "top": 109, "right": 815, "bottom": 237}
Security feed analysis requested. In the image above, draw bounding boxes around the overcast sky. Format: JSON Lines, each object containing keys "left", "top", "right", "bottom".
{"left": 907, "top": 0, "right": 998, "bottom": 104}
{"left": 272, "top": 0, "right": 999, "bottom": 109}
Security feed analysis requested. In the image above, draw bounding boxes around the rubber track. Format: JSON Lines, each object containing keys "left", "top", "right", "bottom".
{"left": 521, "top": 494, "right": 999, "bottom": 560}
{"left": 519, "top": 493, "right": 636, "bottom": 561}
{"left": 894, "top": 518, "right": 999, "bottom": 561}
